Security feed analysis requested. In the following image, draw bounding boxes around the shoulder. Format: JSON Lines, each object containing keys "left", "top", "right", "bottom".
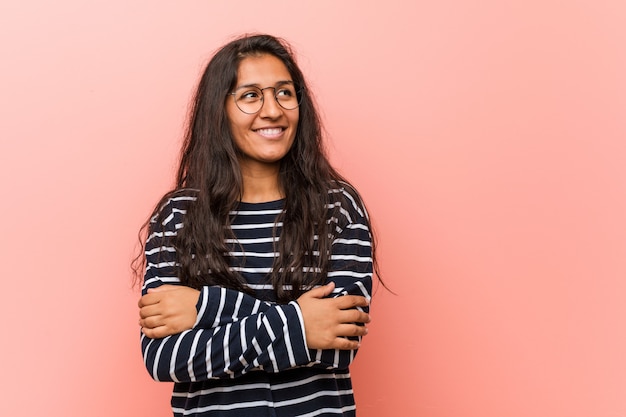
{"left": 150, "top": 188, "right": 199, "bottom": 229}
{"left": 327, "top": 180, "right": 369, "bottom": 226}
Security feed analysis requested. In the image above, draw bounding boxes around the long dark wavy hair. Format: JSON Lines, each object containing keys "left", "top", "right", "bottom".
{"left": 133, "top": 34, "right": 381, "bottom": 302}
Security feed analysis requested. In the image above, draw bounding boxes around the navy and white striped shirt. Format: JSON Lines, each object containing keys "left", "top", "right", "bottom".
{"left": 141, "top": 187, "right": 373, "bottom": 416}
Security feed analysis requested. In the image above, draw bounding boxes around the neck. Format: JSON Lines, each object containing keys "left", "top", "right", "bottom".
{"left": 240, "top": 163, "right": 283, "bottom": 203}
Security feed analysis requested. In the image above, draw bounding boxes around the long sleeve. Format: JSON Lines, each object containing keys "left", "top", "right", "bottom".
{"left": 140, "top": 195, "right": 311, "bottom": 382}
{"left": 306, "top": 187, "right": 374, "bottom": 369}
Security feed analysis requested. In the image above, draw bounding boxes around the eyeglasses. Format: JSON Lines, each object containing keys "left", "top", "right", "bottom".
{"left": 228, "top": 83, "right": 303, "bottom": 114}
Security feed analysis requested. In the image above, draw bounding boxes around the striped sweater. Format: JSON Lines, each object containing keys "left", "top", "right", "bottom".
{"left": 141, "top": 187, "right": 373, "bottom": 416}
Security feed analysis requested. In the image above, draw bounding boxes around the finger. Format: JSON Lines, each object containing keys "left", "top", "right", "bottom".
{"left": 140, "top": 315, "right": 165, "bottom": 330}
{"left": 139, "top": 303, "right": 163, "bottom": 319}
{"left": 338, "top": 323, "right": 368, "bottom": 337}
{"left": 138, "top": 292, "right": 162, "bottom": 308}
{"left": 302, "top": 282, "right": 336, "bottom": 299}
{"left": 141, "top": 325, "right": 168, "bottom": 339}
{"left": 338, "top": 309, "right": 371, "bottom": 324}
{"left": 320, "top": 281, "right": 335, "bottom": 296}
{"left": 334, "top": 295, "right": 370, "bottom": 309}
{"left": 328, "top": 336, "right": 360, "bottom": 350}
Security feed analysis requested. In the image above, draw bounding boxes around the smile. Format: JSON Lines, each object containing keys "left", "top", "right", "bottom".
{"left": 255, "top": 127, "right": 285, "bottom": 138}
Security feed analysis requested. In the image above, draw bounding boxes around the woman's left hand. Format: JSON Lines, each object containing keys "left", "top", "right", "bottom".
{"left": 138, "top": 285, "right": 200, "bottom": 339}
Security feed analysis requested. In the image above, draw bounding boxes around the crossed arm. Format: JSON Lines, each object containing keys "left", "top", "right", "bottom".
{"left": 140, "top": 282, "right": 369, "bottom": 350}
{"left": 138, "top": 197, "right": 373, "bottom": 382}
{"left": 139, "top": 281, "right": 371, "bottom": 382}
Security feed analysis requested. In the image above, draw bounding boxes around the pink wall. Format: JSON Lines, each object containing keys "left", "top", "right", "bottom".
{"left": 1, "top": 1, "right": 625, "bottom": 416}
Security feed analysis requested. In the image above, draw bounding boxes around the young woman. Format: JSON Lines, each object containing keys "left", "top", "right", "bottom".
{"left": 135, "top": 34, "right": 379, "bottom": 417}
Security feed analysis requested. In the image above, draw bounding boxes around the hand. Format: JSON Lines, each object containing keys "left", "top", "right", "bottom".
{"left": 138, "top": 285, "right": 200, "bottom": 339}
{"left": 296, "top": 282, "right": 370, "bottom": 350}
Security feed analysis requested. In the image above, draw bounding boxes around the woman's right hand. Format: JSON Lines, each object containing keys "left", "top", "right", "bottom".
{"left": 138, "top": 285, "right": 200, "bottom": 339}
{"left": 296, "top": 282, "right": 370, "bottom": 350}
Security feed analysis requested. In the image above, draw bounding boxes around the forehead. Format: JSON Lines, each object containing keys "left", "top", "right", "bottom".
{"left": 235, "top": 54, "right": 292, "bottom": 87}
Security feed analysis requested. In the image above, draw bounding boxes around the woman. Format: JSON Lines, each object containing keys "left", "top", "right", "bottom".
{"left": 135, "top": 34, "right": 379, "bottom": 416}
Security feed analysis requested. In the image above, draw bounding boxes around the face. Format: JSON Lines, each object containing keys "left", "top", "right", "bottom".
{"left": 226, "top": 54, "right": 300, "bottom": 175}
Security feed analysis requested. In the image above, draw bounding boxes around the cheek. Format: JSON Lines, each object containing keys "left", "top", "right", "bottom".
{"left": 226, "top": 109, "right": 251, "bottom": 139}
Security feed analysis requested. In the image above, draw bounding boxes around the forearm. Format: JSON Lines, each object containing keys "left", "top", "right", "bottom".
{"left": 305, "top": 278, "right": 372, "bottom": 369}
{"left": 141, "top": 301, "right": 311, "bottom": 382}
{"left": 305, "top": 209, "right": 374, "bottom": 369}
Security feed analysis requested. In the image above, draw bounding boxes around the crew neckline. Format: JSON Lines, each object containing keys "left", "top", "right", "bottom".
{"left": 236, "top": 198, "right": 285, "bottom": 210}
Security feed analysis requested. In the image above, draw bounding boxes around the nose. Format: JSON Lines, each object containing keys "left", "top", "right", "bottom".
{"left": 258, "top": 88, "right": 283, "bottom": 119}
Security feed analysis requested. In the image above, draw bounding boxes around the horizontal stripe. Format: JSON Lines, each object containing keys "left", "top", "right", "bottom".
{"left": 230, "top": 209, "right": 284, "bottom": 216}
{"left": 230, "top": 221, "right": 282, "bottom": 230}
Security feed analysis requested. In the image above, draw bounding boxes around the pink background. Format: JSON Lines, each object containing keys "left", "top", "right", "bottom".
{"left": 1, "top": 1, "right": 625, "bottom": 416}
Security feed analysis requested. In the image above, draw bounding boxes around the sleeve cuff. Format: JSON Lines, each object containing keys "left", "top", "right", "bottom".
{"left": 193, "top": 286, "right": 213, "bottom": 328}
{"left": 287, "top": 301, "right": 312, "bottom": 365}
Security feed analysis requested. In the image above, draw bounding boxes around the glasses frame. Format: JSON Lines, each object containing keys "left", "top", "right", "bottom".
{"left": 228, "top": 84, "right": 304, "bottom": 114}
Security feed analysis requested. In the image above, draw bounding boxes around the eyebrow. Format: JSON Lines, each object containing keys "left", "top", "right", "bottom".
{"left": 235, "top": 80, "right": 294, "bottom": 90}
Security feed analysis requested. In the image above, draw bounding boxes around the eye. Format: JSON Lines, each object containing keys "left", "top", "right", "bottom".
{"left": 238, "top": 89, "right": 262, "bottom": 101}
{"left": 276, "top": 86, "right": 296, "bottom": 98}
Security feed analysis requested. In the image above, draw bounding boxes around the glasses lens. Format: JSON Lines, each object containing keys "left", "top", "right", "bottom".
{"left": 233, "top": 85, "right": 303, "bottom": 114}
{"left": 234, "top": 87, "right": 264, "bottom": 114}
{"left": 274, "top": 85, "right": 300, "bottom": 110}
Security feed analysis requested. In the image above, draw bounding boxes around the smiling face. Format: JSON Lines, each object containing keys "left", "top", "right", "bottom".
{"left": 226, "top": 54, "right": 300, "bottom": 177}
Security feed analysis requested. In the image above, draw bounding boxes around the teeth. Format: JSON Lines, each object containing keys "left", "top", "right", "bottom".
{"left": 256, "top": 128, "right": 283, "bottom": 135}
